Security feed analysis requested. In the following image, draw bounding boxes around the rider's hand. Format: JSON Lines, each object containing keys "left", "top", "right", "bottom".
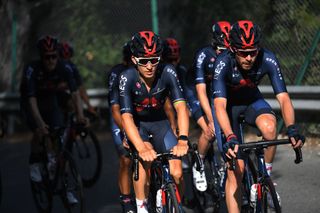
{"left": 36, "top": 123, "right": 49, "bottom": 135}
{"left": 122, "top": 138, "right": 130, "bottom": 149}
{"left": 223, "top": 134, "right": 239, "bottom": 159}
{"left": 172, "top": 138, "right": 189, "bottom": 157}
{"left": 77, "top": 115, "right": 90, "bottom": 127}
{"left": 138, "top": 145, "right": 157, "bottom": 162}
{"left": 287, "top": 124, "right": 305, "bottom": 149}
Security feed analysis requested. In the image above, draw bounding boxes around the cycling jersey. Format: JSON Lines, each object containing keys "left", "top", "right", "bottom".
{"left": 107, "top": 63, "right": 130, "bottom": 156}
{"left": 119, "top": 63, "right": 185, "bottom": 121}
{"left": 192, "top": 45, "right": 218, "bottom": 95}
{"left": 212, "top": 48, "right": 287, "bottom": 105}
{"left": 176, "top": 64, "right": 204, "bottom": 122}
{"left": 64, "top": 61, "right": 83, "bottom": 87}
{"left": 20, "top": 60, "right": 77, "bottom": 129}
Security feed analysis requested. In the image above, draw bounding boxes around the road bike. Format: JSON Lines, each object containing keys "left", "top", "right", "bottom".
{"left": 230, "top": 115, "right": 303, "bottom": 213}
{"left": 30, "top": 127, "right": 85, "bottom": 213}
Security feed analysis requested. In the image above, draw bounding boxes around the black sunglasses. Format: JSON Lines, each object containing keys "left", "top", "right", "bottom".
{"left": 44, "top": 54, "right": 58, "bottom": 60}
{"left": 135, "top": 57, "right": 160, "bottom": 66}
{"left": 236, "top": 49, "right": 259, "bottom": 58}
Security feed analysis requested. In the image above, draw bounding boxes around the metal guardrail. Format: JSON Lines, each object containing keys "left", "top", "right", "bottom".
{"left": 0, "top": 86, "right": 319, "bottom": 113}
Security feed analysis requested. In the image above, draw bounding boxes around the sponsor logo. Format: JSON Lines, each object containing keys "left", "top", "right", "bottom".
{"left": 214, "top": 61, "right": 226, "bottom": 80}
{"left": 196, "top": 52, "right": 206, "bottom": 68}
{"left": 136, "top": 82, "right": 141, "bottom": 88}
{"left": 119, "top": 75, "right": 127, "bottom": 91}
{"left": 166, "top": 67, "right": 177, "bottom": 78}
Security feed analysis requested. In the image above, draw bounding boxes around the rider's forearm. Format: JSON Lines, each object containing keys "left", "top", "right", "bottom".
{"left": 71, "top": 91, "right": 84, "bottom": 118}
{"left": 276, "top": 92, "right": 295, "bottom": 127}
{"left": 164, "top": 97, "right": 177, "bottom": 131}
{"left": 111, "top": 104, "right": 123, "bottom": 130}
{"left": 214, "top": 98, "right": 233, "bottom": 137}
{"left": 121, "top": 113, "right": 145, "bottom": 151}
{"left": 174, "top": 102, "right": 189, "bottom": 136}
{"left": 79, "top": 85, "right": 92, "bottom": 108}
{"left": 29, "top": 97, "right": 45, "bottom": 127}
{"left": 196, "top": 84, "right": 213, "bottom": 122}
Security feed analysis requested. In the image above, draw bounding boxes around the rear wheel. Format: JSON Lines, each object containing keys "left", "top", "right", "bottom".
{"left": 60, "top": 151, "right": 85, "bottom": 213}
{"left": 72, "top": 130, "right": 102, "bottom": 187}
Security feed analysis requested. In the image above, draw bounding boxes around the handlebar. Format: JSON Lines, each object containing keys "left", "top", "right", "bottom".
{"left": 228, "top": 139, "right": 303, "bottom": 171}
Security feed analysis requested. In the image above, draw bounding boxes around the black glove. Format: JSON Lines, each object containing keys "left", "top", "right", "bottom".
{"left": 223, "top": 134, "right": 239, "bottom": 154}
{"left": 287, "top": 124, "right": 305, "bottom": 145}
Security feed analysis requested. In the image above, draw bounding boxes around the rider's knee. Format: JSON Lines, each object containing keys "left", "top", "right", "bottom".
{"left": 119, "top": 155, "right": 131, "bottom": 168}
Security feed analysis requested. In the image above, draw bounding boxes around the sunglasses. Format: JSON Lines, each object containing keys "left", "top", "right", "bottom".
{"left": 135, "top": 57, "right": 160, "bottom": 66}
{"left": 236, "top": 49, "right": 259, "bottom": 58}
{"left": 44, "top": 54, "right": 58, "bottom": 60}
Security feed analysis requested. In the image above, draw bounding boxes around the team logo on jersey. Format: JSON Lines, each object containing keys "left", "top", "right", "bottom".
{"left": 214, "top": 61, "right": 226, "bottom": 80}
{"left": 119, "top": 75, "right": 127, "bottom": 96}
{"left": 196, "top": 52, "right": 206, "bottom": 68}
{"left": 210, "top": 57, "right": 215, "bottom": 62}
{"left": 136, "top": 82, "right": 141, "bottom": 88}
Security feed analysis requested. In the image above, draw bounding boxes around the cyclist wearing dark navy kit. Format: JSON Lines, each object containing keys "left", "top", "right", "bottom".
{"left": 119, "top": 31, "right": 189, "bottom": 213}
{"left": 107, "top": 42, "right": 137, "bottom": 213}
{"left": 190, "top": 22, "right": 231, "bottom": 210}
{"left": 212, "top": 20, "right": 305, "bottom": 213}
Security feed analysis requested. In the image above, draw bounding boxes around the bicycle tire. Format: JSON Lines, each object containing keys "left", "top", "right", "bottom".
{"left": 164, "top": 183, "right": 183, "bottom": 213}
{"left": 72, "top": 130, "right": 102, "bottom": 187}
{"left": 60, "top": 151, "right": 85, "bottom": 213}
{"left": 30, "top": 163, "right": 53, "bottom": 213}
{"left": 260, "top": 177, "right": 281, "bottom": 213}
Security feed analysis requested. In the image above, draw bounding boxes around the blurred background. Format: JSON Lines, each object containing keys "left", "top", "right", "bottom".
{"left": 0, "top": 0, "right": 319, "bottom": 134}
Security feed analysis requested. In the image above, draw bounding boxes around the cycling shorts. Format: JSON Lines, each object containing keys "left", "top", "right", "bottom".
{"left": 136, "top": 119, "right": 178, "bottom": 154}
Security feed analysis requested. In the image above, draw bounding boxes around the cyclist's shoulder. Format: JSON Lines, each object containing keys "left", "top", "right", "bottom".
{"left": 215, "top": 50, "right": 234, "bottom": 64}
{"left": 158, "top": 63, "right": 178, "bottom": 77}
{"left": 194, "top": 45, "right": 215, "bottom": 58}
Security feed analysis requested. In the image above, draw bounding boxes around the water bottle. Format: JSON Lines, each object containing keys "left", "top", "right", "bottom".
{"left": 250, "top": 183, "right": 258, "bottom": 207}
{"left": 156, "top": 189, "right": 162, "bottom": 213}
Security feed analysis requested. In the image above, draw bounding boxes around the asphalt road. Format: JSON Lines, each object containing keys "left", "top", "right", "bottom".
{"left": 0, "top": 130, "right": 319, "bottom": 213}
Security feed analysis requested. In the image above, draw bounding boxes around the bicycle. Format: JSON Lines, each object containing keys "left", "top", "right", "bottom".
{"left": 30, "top": 127, "right": 85, "bottom": 213}
{"left": 189, "top": 140, "right": 226, "bottom": 213}
{"left": 66, "top": 111, "right": 102, "bottom": 188}
{"left": 131, "top": 141, "right": 200, "bottom": 213}
{"left": 230, "top": 115, "right": 303, "bottom": 213}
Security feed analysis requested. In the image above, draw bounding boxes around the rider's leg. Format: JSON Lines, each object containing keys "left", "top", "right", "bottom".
{"left": 169, "top": 159, "right": 184, "bottom": 195}
{"left": 255, "top": 113, "right": 277, "bottom": 175}
{"left": 119, "top": 155, "right": 132, "bottom": 194}
{"left": 196, "top": 117, "right": 213, "bottom": 157}
{"left": 225, "top": 159, "right": 245, "bottom": 213}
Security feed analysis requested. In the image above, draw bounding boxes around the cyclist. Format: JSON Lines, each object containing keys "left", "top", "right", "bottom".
{"left": 212, "top": 20, "right": 305, "bottom": 213}
{"left": 191, "top": 21, "right": 231, "bottom": 210}
{"left": 59, "top": 41, "right": 97, "bottom": 115}
{"left": 119, "top": 31, "right": 189, "bottom": 213}
{"left": 19, "top": 35, "right": 86, "bottom": 204}
{"left": 107, "top": 41, "right": 136, "bottom": 213}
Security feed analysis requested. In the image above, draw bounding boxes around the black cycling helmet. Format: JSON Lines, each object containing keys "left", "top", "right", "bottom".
{"left": 130, "top": 31, "right": 162, "bottom": 57}
{"left": 211, "top": 21, "right": 231, "bottom": 49}
{"left": 229, "top": 20, "right": 261, "bottom": 49}
{"left": 37, "top": 35, "right": 59, "bottom": 54}
{"left": 162, "top": 38, "right": 180, "bottom": 61}
{"left": 122, "top": 41, "right": 132, "bottom": 62}
{"left": 59, "top": 41, "right": 74, "bottom": 59}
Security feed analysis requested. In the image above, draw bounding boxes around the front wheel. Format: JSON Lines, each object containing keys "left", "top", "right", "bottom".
{"left": 60, "top": 151, "right": 85, "bottom": 213}
{"left": 72, "top": 130, "right": 102, "bottom": 187}
{"left": 260, "top": 177, "right": 281, "bottom": 213}
{"left": 30, "top": 163, "right": 53, "bottom": 213}
{"left": 163, "top": 183, "right": 183, "bottom": 213}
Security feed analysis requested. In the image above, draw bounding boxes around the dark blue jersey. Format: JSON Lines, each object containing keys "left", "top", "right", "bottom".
{"left": 20, "top": 60, "right": 77, "bottom": 111}
{"left": 64, "top": 61, "right": 83, "bottom": 87}
{"left": 119, "top": 64, "right": 185, "bottom": 121}
{"left": 176, "top": 64, "right": 203, "bottom": 121}
{"left": 107, "top": 63, "right": 129, "bottom": 106}
{"left": 192, "top": 45, "right": 218, "bottom": 89}
{"left": 212, "top": 48, "right": 287, "bottom": 105}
